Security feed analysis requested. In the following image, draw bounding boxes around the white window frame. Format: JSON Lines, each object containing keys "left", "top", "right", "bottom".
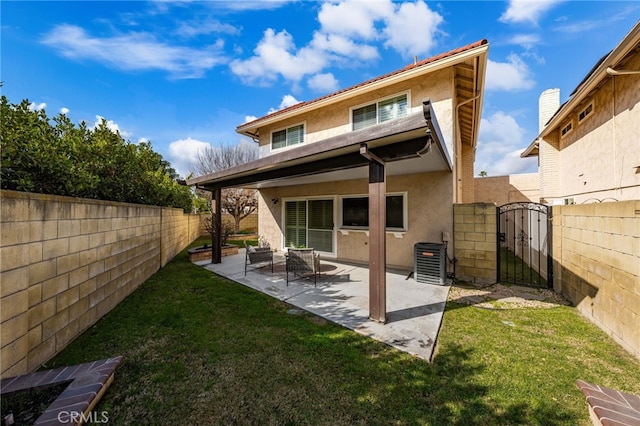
{"left": 338, "top": 192, "right": 408, "bottom": 232}
{"left": 350, "top": 91, "right": 410, "bottom": 131}
{"left": 578, "top": 101, "right": 594, "bottom": 125}
{"left": 281, "top": 196, "right": 337, "bottom": 256}
{"left": 560, "top": 120, "right": 573, "bottom": 138}
{"left": 270, "top": 122, "right": 306, "bottom": 152}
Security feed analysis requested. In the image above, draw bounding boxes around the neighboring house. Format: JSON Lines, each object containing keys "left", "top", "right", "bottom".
{"left": 521, "top": 22, "right": 640, "bottom": 204}
{"left": 188, "top": 40, "right": 489, "bottom": 321}
{"left": 474, "top": 173, "right": 540, "bottom": 205}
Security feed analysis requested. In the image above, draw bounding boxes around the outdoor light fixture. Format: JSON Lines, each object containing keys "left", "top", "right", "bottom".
{"left": 271, "top": 198, "right": 279, "bottom": 205}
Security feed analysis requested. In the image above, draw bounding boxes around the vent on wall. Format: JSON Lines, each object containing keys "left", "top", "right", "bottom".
{"left": 414, "top": 243, "right": 446, "bottom": 285}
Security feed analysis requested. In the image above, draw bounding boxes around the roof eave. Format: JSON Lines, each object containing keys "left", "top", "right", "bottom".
{"left": 538, "top": 21, "right": 640, "bottom": 140}
{"left": 236, "top": 43, "right": 490, "bottom": 137}
{"left": 521, "top": 139, "right": 539, "bottom": 158}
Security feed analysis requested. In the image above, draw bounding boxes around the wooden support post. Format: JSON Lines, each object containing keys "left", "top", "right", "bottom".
{"left": 213, "top": 187, "right": 222, "bottom": 264}
{"left": 368, "top": 160, "right": 386, "bottom": 323}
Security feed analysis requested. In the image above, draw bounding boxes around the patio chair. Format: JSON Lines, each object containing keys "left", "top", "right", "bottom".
{"left": 285, "top": 248, "right": 320, "bottom": 286}
{"left": 244, "top": 240, "right": 273, "bottom": 275}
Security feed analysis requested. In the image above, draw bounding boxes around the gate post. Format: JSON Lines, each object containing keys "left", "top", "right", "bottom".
{"left": 547, "top": 206, "right": 553, "bottom": 288}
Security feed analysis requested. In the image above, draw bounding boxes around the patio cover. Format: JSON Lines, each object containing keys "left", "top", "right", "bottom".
{"left": 188, "top": 99, "right": 451, "bottom": 191}
{"left": 187, "top": 100, "right": 451, "bottom": 323}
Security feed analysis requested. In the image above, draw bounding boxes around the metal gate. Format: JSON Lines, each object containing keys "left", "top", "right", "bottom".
{"left": 497, "top": 202, "right": 552, "bottom": 288}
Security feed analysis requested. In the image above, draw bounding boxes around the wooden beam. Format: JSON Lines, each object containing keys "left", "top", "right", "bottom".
{"left": 368, "top": 160, "right": 386, "bottom": 323}
{"left": 213, "top": 188, "right": 222, "bottom": 264}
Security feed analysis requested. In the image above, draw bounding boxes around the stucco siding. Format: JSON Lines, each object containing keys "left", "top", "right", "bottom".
{"left": 257, "top": 171, "right": 453, "bottom": 270}
{"left": 474, "top": 173, "right": 540, "bottom": 205}
{"left": 541, "top": 51, "right": 640, "bottom": 203}
{"left": 257, "top": 69, "right": 454, "bottom": 159}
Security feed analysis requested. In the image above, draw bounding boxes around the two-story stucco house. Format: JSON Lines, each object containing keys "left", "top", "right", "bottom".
{"left": 521, "top": 22, "right": 640, "bottom": 204}
{"left": 188, "top": 39, "right": 488, "bottom": 321}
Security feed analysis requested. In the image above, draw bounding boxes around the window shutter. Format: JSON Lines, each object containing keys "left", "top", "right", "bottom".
{"left": 272, "top": 129, "right": 287, "bottom": 150}
{"left": 285, "top": 201, "right": 306, "bottom": 247}
{"left": 308, "top": 199, "right": 333, "bottom": 252}
{"left": 353, "top": 104, "right": 377, "bottom": 130}
{"left": 287, "top": 124, "right": 304, "bottom": 146}
{"left": 379, "top": 95, "right": 407, "bottom": 123}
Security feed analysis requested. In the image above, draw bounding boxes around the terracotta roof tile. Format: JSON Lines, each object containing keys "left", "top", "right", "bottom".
{"left": 237, "top": 39, "right": 488, "bottom": 131}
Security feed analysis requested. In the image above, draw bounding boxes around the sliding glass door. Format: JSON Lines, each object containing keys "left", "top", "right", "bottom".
{"left": 284, "top": 199, "right": 334, "bottom": 253}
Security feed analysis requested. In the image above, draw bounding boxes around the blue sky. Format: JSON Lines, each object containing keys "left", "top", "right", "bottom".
{"left": 2, "top": 1, "right": 638, "bottom": 179}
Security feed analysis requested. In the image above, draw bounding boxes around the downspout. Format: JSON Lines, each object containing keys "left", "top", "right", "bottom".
{"left": 454, "top": 56, "right": 481, "bottom": 203}
{"left": 454, "top": 91, "right": 481, "bottom": 201}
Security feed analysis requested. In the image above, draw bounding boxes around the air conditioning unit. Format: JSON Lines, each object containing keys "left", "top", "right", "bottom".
{"left": 414, "top": 242, "right": 446, "bottom": 285}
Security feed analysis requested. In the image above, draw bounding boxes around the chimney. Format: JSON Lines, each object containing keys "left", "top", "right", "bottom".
{"left": 538, "top": 88, "right": 560, "bottom": 133}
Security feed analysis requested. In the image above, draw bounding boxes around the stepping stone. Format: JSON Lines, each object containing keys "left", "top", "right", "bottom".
{"left": 460, "top": 295, "right": 485, "bottom": 304}
{"left": 514, "top": 291, "right": 546, "bottom": 301}
{"left": 497, "top": 297, "right": 527, "bottom": 303}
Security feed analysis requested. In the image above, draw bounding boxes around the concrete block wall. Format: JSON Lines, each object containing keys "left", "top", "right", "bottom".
{"left": 552, "top": 201, "right": 640, "bottom": 359}
{"left": 160, "top": 208, "right": 202, "bottom": 267}
{"left": 453, "top": 203, "right": 497, "bottom": 284}
{"left": 0, "top": 190, "right": 201, "bottom": 378}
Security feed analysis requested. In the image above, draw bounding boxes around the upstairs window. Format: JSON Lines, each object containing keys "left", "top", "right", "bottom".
{"left": 352, "top": 94, "right": 408, "bottom": 131}
{"left": 272, "top": 124, "right": 304, "bottom": 150}
{"left": 560, "top": 121, "right": 573, "bottom": 138}
{"left": 578, "top": 102, "right": 593, "bottom": 124}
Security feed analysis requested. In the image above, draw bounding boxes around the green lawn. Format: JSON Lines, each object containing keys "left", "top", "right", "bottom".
{"left": 499, "top": 246, "right": 548, "bottom": 288}
{"left": 41, "top": 238, "right": 640, "bottom": 425}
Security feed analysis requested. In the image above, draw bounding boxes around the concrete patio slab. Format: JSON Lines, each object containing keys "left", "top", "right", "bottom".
{"left": 195, "top": 249, "right": 450, "bottom": 361}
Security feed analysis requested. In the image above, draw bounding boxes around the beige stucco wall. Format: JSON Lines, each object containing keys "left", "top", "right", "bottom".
{"left": 539, "top": 52, "right": 640, "bottom": 203}
{"left": 257, "top": 171, "right": 453, "bottom": 270}
{"left": 474, "top": 173, "right": 540, "bottom": 205}
{"left": 552, "top": 201, "right": 640, "bottom": 360}
{"left": 257, "top": 68, "right": 455, "bottom": 161}
{"left": 0, "top": 190, "right": 201, "bottom": 378}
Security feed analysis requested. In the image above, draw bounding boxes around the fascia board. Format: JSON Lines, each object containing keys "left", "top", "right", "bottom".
{"left": 539, "top": 22, "right": 640, "bottom": 139}
{"left": 237, "top": 44, "right": 490, "bottom": 137}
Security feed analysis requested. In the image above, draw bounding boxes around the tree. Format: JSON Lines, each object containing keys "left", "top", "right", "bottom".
{"left": 193, "top": 142, "right": 259, "bottom": 232}
{"left": 203, "top": 214, "right": 234, "bottom": 246}
{"left": 1, "top": 95, "right": 193, "bottom": 212}
{"left": 479, "top": 171, "right": 488, "bottom": 177}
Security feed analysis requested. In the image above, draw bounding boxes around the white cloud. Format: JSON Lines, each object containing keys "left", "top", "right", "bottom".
{"left": 168, "top": 137, "right": 213, "bottom": 178}
{"left": 267, "top": 94, "right": 301, "bottom": 114}
{"left": 60, "top": 107, "right": 70, "bottom": 115}
{"left": 508, "top": 34, "right": 540, "bottom": 49}
{"left": 382, "top": 0, "right": 444, "bottom": 58}
{"left": 174, "top": 19, "right": 240, "bottom": 37}
{"left": 499, "top": 0, "right": 562, "bottom": 25}
{"left": 475, "top": 111, "right": 537, "bottom": 176}
{"left": 317, "top": 0, "right": 393, "bottom": 39}
{"left": 310, "top": 32, "right": 379, "bottom": 61}
{"left": 230, "top": 0, "right": 446, "bottom": 86}
{"left": 486, "top": 54, "right": 535, "bottom": 91}
{"left": 307, "top": 73, "right": 339, "bottom": 93}
{"left": 206, "top": 0, "right": 296, "bottom": 12}
{"left": 230, "top": 28, "right": 329, "bottom": 85}
{"left": 41, "top": 24, "right": 227, "bottom": 79}
{"left": 244, "top": 115, "right": 258, "bottom": 123}
{"left": 92, "top": 115, "right": 132, "bottom": 138}
{"left": 28, "top": 102, "right": 46, "bottom": 111}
